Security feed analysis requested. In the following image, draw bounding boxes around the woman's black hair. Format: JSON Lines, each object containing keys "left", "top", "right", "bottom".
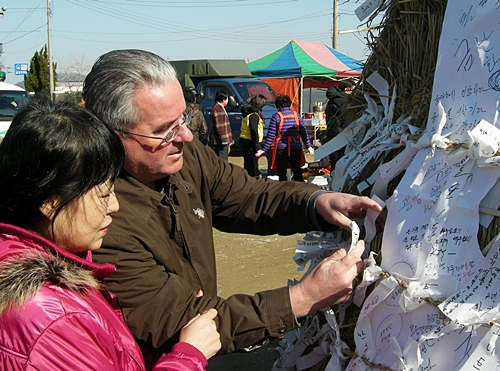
{"left": 275, "top": 94, "right": 292, "bottom": 110}
{"left": 215, "top": 90, "right": 228, "bottom": 103}
{"left": 0, "top": 101, "right": 125, "bottom": 230}
{"left": 249, "top": 94, "right": 267, "bottom": 111}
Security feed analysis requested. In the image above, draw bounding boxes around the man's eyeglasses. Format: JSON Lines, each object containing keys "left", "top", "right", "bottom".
{"left": 118, "top": 108, "right": 193, "bottom": 144}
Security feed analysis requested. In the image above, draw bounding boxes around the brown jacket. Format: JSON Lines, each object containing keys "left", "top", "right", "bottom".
{"left": 93, "top": 139, "right": 326, "bottom": 361}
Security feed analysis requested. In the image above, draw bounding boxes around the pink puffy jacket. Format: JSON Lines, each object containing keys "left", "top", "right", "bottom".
{"left": 0, "top": 224, "right": 207, "bottom": 371}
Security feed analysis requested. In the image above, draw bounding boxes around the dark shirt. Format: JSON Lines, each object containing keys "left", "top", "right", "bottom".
{"left": 325, "top": 93, "right": 346, "bottom": 139}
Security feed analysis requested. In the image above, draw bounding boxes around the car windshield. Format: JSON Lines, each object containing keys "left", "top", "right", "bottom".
{"left": 233, "top": 82, "right": 278, "bottom": 105}
{"left": 0, "top": 91, "right": 31, "bottom": 118}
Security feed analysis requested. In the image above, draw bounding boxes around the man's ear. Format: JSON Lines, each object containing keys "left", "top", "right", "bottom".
{"left": 39, "top": 197, "right": 58, "bottom": 220}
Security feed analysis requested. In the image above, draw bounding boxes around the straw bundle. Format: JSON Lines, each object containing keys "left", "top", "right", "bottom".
{"left": 345, "top": 0, "right": 448, "bottom": 130}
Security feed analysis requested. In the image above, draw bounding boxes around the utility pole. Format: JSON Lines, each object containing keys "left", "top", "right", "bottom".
{"left": 47, "top": 0, "right": 54, "bottom": 100}
{"left": 332, "top": 0, "right": 338, "bottom": 49}
{"left": 0, "top": 7, "right": 6, "bottom": 71}
{"left": 333, "top": 1, "right": 379, "bottom": 53}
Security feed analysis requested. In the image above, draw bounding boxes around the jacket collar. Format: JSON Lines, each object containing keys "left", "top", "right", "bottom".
{"left": 118, "top": 169, "right": 193, "bottom": 198}
{"left": 0, "top": 223, "right": 115, "bottom": 280}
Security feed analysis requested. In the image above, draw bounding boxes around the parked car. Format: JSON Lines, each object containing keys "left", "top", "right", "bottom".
{"left": 0, "top": 82, "right": 32, "bottom": 142}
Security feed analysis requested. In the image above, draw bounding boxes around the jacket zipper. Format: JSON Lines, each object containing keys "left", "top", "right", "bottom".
{"left": 165, "top": 182, "right": 204, "bottom": 289}
{"left": 165, "top": 183, "right": 181, "bottom": 233}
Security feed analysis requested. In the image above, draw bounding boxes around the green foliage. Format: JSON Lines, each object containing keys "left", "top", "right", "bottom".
{"left": 24, "top": 45, "right": 57, "bottom": 95}
{"left": 58, "top": 91, "right": 82, "bottom": 104}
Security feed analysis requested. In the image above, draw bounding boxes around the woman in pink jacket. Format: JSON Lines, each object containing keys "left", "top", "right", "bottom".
{"left": 0, "top": 102, "right": 221, "bottom": 370}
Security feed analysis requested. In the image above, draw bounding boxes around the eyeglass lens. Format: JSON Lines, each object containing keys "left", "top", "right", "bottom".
{"left": 164, "top": 109, "right": 193, "bottom": 143}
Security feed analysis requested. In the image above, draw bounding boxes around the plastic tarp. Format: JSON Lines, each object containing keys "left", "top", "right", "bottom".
{"left": 248, "top": 40, "right": 363, "bottom": 112}
{"left": 248, "top": 39, "right": 363, "bottom": 78}
{"left": 260, "top": 77, "right": 301, "bottom": 111}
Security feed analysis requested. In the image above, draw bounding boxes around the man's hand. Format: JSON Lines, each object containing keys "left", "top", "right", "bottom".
{"left": 315, "top": 193, "right": 383, "bottom": 230}
{"left": 289, "top": 240, "right": 365, "bottom": 318}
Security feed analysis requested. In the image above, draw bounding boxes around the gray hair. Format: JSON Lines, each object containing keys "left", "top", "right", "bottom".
{"left": 82, "top": 49, "right": 178, "bottom": 132}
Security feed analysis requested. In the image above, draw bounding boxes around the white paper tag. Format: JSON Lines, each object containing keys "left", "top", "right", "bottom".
{"left": 348, "top": 221, "right": 360, "bottom": 253}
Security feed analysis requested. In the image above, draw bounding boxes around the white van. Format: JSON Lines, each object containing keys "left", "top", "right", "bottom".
{"left": 0, "top": 82, "right": 32, "bottom": 141}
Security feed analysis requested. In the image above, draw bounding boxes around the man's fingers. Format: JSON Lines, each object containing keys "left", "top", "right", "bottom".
{"left": 359, "top": 197, "right": 383, "bottom": 212}
{"left": 355, "top": 260, "right": 365, "bottom": 275}
{"left": 344, "top": 240, "right": 365, "bottom": 263}
{"left": 346, "top": 198, "right": 382, "bottom": 220}
{"left": 333, "top": 211, "right": 353, "bottom": 230}
{"left": 324, "top": 240, "right": 364, "bottom": 273}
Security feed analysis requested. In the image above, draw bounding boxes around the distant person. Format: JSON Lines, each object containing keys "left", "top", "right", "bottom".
{"left": 183, "top": 86, "right": 207, "bottom": 144}
{"left": 256, "top": 94, "right": 314, "bottom": 182}
{"left": 239, "top": 94, "right": 266, "bottom": 177}
{"left": 0, "top": 102, "right": 221, "bottom": 371}
{"left": 325, "top": 80, "right": 354, "bottom": 124}
{"left": 324, "top": 80, "right": 354, "bottom": 167}
{"left": 32, "top": 91, "right": 50, "bottom": 103}
{"left": 0, "top": 96, "right": 18, "bottom": 110}
{"left": 209, "top": 90, "right": 233, "bottom": 160}
{"left": 0, "top": 71, "right": 5, "bottom": 82}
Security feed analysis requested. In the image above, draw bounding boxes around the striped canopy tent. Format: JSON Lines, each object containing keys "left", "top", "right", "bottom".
{"left": 248, "top": 39, "right": 363, "bottom": 112}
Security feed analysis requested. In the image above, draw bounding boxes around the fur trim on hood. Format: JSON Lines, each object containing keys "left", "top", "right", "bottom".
{"left": 0, "top": 250, "right": 100, "bottom": 315}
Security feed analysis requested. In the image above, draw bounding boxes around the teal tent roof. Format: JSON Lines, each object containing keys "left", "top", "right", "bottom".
{"left": 248, "top": 39, "right": 363, "bottom": 78}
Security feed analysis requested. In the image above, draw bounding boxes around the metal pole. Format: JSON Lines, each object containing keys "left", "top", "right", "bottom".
{"left": 333, "top": 0, "right": 338, "bottom": 49}
{"left": 47, "top": 0, "right": 54, "bottom": 100}
{"left": 0, "top": 7, "right": 6, "bottom": 71}
{"left": 300, "top": 75, "right": 304, "bottom": 115}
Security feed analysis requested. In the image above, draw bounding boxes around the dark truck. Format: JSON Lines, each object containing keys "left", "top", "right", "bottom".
{"left": 171, "top": 59, "right": 278, "bottom": 146}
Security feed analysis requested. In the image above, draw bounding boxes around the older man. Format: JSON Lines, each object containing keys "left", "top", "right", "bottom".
{"left": 84, "top": 49, "right": 381, "bottom": 365}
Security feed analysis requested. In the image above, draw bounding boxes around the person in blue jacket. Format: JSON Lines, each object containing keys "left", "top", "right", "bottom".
{"left": 256, "top": 94, "right": 314, "bottom": 181}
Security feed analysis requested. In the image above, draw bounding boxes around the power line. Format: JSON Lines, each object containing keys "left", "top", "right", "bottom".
{"left": 79, "top": 0, "right": 299, "bottom": 8}
{"left": 1, "top": 0, "right": 44, "bottom": 43}
{"left": 62, "top": 0, "right": 332, "bottom": 45}
{"left": 2, "top": 25, "right": 45, "bottom": 44}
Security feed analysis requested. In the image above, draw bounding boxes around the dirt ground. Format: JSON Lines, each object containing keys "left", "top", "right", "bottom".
{"left": 206, "top": 152, "right": 314, "bottom": 371}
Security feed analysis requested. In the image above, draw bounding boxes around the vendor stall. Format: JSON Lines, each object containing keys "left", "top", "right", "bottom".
{"left": 302, "top": 105, "right": 326, "bottom": 147}
{"left": 248, "top": 39, "right": 362, "bottom": 114}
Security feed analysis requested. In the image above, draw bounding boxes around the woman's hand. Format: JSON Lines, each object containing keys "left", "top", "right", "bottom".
{"left": 179, "top": 308, "right": 221, "bottom": 360}
{"left": 255, "top": 150, "right": 265, "bottom": 158}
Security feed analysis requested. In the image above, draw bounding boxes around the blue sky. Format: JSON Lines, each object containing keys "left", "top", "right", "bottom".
{"left": 0, "top": 0, "right": 380, "bottom": 85}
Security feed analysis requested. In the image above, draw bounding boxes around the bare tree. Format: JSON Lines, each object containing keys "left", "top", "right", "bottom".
{"left": 56, "top": 54, "right": 90, "bottom": 102}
